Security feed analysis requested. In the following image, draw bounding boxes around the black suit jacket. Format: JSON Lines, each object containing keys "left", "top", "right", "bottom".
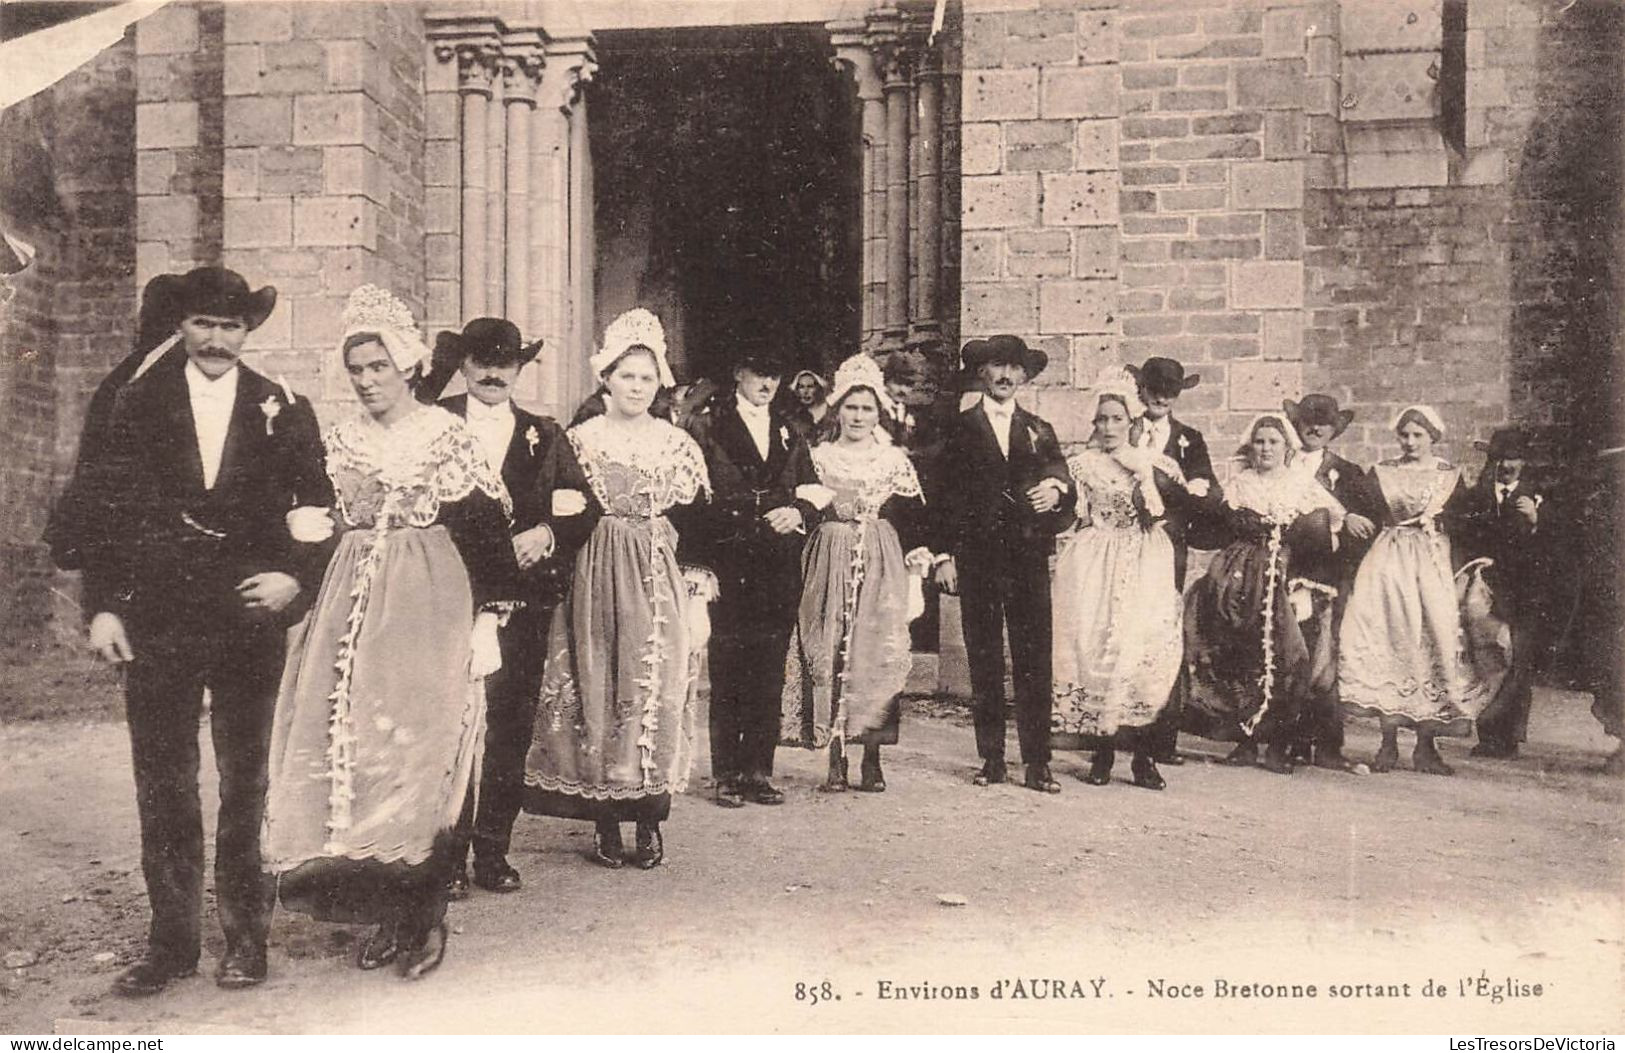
{"left": 936, "top": 398, "right": 1073, "bottom": 574}
{"left": 82, "top": 355, "right": 331, "bottom": 636}
{"left": 1448, "top": 472, "right": 1549, "bottom": 620}
{"left": 1296, "top": 448, "right": 1382, "bottom": 588}
{"left": 1151, "top": 414, "right": 1224, "bottom": 586}
{"left": 439, "top": 394, "right": 598, "bottom": 609}
{"left": 686, "top": 397, "right": 817, "bottom": 577}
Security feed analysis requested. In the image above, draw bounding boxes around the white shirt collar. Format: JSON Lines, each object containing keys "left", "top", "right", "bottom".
{"left": 466, "top": 396, "right": 513, "bottom": 420}
{"left": 736, "top": 393, "right": 770, "bottom": 419}
{"left": 184, "top": 359, "right": 239, "bottom": 400}
{"left": 981, "top": 395, "right": 1016, "bottom": 418}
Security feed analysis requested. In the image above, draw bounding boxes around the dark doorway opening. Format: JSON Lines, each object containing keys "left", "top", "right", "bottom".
{"left": 591, "top": 25, "right": 861, "bottom": 384}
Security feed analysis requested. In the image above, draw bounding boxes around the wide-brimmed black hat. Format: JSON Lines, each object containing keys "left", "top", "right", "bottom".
{"left": 1473, "top": 427, "right": 1531, "bottom": 461}
{"left": 731, "top": 343, "right": 789, "bottom": 378}
{"left": 960, "top": 334, "right": 1047, "bottom": 381}
{"left": 159, "top": 266, "right": 277, "bottom": 331}
{"left": 1128, "top": 356, "right": 1199, "bottom": 398}
{"left": 1283, "top": 394, "right": 1354, "bottom": 438}
{"left": 434, "top": 317, "right": 542, "bottom": 367}
{"left": 136, "top": 273, "right": 188, "bottom": 350}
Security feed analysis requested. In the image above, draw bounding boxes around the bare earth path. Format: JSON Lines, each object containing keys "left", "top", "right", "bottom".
{"left": 2, "top": 691, "right": 1620, "bottom": 1034}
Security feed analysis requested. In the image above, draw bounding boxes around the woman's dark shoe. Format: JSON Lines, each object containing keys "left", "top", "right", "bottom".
{"left": 471, "top": 856, "right": 522, "bottom": 893}
{"left": 592, "top": 823, "right": 625, "bottom": 869}
{"left": 398, "top": 922, "right": 448, "bottom": 981}
{"left": 357, "top": 922, "right": 400, "bottom": 970}
{"left": 972, "top": 760, "right": 1008, "bottom": 786}
{"left": 856, "top": 746, "right": 886, "bottom": 792}
{"left": 445, "top": 866, "right": 470, "bottom": 901}
{"left": 1221, "top": 740, "right": 1258, "bottom": 767}
{"left": 635, "top": 821, "right": 665, "bottom": 869}
{"left": 1261, "top": 741, "right": 1295, "bottom": 775}
{"left": 1413, "top": 740, "right": 1455, "bottom": 776}
{"left": 1023, "top": 763, "right": 1061, "bottom": 794}
{"left": 1130, "top": 752, "right": 1166, "bottom": 791}
{"left": 1371, "top": 738, "right": 1400, "bottom": 773}
{"left": 1082, "top": 749, "right": 1114, "bottom": 786}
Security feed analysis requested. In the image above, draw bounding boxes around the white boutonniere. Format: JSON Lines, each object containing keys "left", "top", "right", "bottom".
{"left": 1177, "top": 433, "right": 1190, "bottom": 454}
{"left": 260, "top": 396, "right": 282, "bottom": 435}
{"left": 779, "top": 425, "right": 790, "bottom": 446}
{"left": 1027, "top": 424, "right": 1040, "bottom": 448}
{"left": 1328, "top": 468, "right": 1340, "bottom": 487}
{"left": 526, "top": 425, "right": 540, "bottom": 455}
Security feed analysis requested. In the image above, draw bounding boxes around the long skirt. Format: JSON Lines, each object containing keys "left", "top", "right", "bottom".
{"left": 523, "top": 514, "right": 697, "bottom": 823}
{"left": 264, "top": 524, "right": 483, "bottom": 924}
{"left": 1339, "top": 526, "right": 1502, "bottom": 735}
{"left": 1183, "top": 537, "right": 1310, "bottom": 743}
{"left": 1050, "top": 522, "right": 1181, "bottom": 749}
{"left": 781, "top": 518, "right": 911, "bottom": 748}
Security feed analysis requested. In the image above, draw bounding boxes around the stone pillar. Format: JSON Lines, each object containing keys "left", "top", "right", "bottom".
{"left": 428, "top": 18, "right": 503, "bottom": 325}
{"left": 882, "top": 41, "right": 912, "bottom": 350}
{"left": 829, "top": 21, "right": 887, "bottom": 350}
{"left": 568, "top": 88, "right": 595, "bottom": 407}
{"left": 535, "top": 31, "right": 596, "bottom": 420}
{"left": 484, "top": 54, "right": 507, "bottom": 316}
{"left": 501, "top": 37, "right": 543, "bottom": 336}
{"left": 915, "top": 45, "right": 944, "bottom": 342}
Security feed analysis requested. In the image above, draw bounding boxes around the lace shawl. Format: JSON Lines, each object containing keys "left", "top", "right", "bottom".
{"left": 1226, "top": 467, "right": 1344, "bottom": 526}
{"left": 567, "top": 414, "right": 710, "bottom": 515}
{"left": 810, "top": 441, "right": 922, "bottom": 521}
{"left": 324, "top": 406, "right": 512, "bottom": 528}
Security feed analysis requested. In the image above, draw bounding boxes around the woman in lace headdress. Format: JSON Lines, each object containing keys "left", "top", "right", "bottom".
{"left": 1338, "top": 405, "right": 1497, "bottom": 775}
{"left": 1050, "top": 369, "right": 1191, "bottom": 791}
{"left": 263, "top": 285, "right": 519, "bottom": 979}
{"left": 1183, "top": 412, "right": 1344, "bottom": 775}
{"left": 780, "top": 354, "right": 931, "bottom": 792}
{"left": 523, "top": 309, "right": 713, "bottom": 869}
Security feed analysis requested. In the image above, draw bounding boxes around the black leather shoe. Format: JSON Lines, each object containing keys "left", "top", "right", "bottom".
{"left": 1131, "top": 753, "right": 1167, "bottom": 791}
{"left": 1261, "top": 741, "right": 1295, "bottom": 775}
{"left": 216, "top": 945, "right": 267, "bottom": 989}
{"left": 634, "top": 821, "right": 664, "bottom": 869}
{"left": 747, "top": 779, "right": 785, "bottom": 805}
{"left": 112, "top": 954, "right": 197, "bottom": 997}
{"left": 714, "top": 779, "right": 747, "bottom": 808}
{"left": 472, "top": 858, "right": 522, "bottom": 893}
{"left": 357, "top": 923, "right": 400, "bottom": 970}
{"left": 1082, "top": 750, "right": 1114, "bottom": 786}
{"left": 445, "top": 866, "right": 471, "bottom": 901}
{"left": 972, "top": 761, "right": 1007, "bottom": 786}
{"left": 592, "top": 824, "right": 625, "bottom": 869}
{"left": 1023, "top": 763, "right": 1061, "bottom": 794}
{"left": 1154, "top": 752, "right": 1186, "bottom": 766}
{"left": 1222, "top": 740, "right": 1258, "bottom": 767}
{"left": 856, "top": 750, "right": 886, "bottom": 793}
{"left": 399, "top": 922, "right": 448, "bottom": 981}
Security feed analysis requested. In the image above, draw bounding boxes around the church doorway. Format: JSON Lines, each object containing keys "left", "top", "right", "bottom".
{"left": 590, "top": 25, "right": 862, "bottom": 385}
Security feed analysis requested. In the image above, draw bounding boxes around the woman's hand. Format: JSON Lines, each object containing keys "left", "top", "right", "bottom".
{"left": 1344, "top": 512, "right": 1376, "bottom": 540}
{"left": 469, "top": 612, "right": 502, "bottom": 679}
{"left": 512, "top": 524, "right": 555, "bottom": 569}
{"left": 286, "top": 506, "right": 336, "bottom": 543}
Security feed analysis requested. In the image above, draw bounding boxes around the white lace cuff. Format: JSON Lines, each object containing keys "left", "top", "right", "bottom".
{"left": 682, "top": 566, "right": 720, "bottom": 602}
{"left": 795, "top": 483, "right": 836, "bottom": 510}
{"left": 551, "top": 488, "right": 588, "bottom": 516}
{"left": 904, "top": 547, "right": 934, "bottom": 575}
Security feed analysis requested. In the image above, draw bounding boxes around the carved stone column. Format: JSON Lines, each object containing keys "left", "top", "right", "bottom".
{"left": 880, "top": 37, "right": 912, "bottom": 350}
{"left": 914, "top": 44, "right": 943, "bottom": 342}
{"left": 501, "top": 36, "right": 543, "bottom": 335}
{"left": 428, "top": 23, "right": 502, "bottom": 323}
{"left": 829, "top": 20, "right": 887, "bottom": 350}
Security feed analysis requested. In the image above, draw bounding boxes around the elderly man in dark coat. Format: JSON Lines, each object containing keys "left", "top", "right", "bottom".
{"left": 934, "top": 335, "right": 1074, "bottom": 793}
{"left": 79, "top": 267, "right": 331, "bottom": 995}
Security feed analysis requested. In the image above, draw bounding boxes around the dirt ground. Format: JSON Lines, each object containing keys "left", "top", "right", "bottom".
{"left": 1, "top": 674, "right": 1621, "bottom": 1035}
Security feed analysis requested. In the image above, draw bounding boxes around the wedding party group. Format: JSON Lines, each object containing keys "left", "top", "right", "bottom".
{"left": 43, "top": 264, "right": 1622, "bottom": 1002}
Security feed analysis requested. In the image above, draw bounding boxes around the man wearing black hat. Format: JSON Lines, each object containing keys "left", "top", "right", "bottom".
{"left": 79, "top": 267, "right": 330, "bottom": 995}
{"left": 426, "top": 319, "right": 598, "bottom": 893}
{"left": 1282, "top": 394, "right": 1380, "bottom": 770}
{"left": 687, "top": 348, "right": 817, "bottom": 806}
{"left": 1129, "top": 356, "right": 1220, "bottom": 766}
{"left": 1453, "top": 427, "right": 1550, "bottom": 759}
{"left": 935, "top": 335, "right": 1073, "bottom": 793}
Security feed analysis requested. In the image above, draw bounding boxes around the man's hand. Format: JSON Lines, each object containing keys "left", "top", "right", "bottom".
{"left": 88, "top": 612, "right": 133, "bottom": 664}
{"left": 763, "top": 506, "right": 803, "bottom": 535}
{"left": 934, "top": 557, "right": 959, "bottom": 596}
{"left": 513, "top": 525, "right": 556, "bottom": 569}
{"left": 237, "top": 572, "right": 301, "bottom": 614}
{"left": 1344, "top": 512, "right": 1376, "bottom": 541}
{"left": 1513, "top": 496, "right": 1539, "bottom": 525}
{"left": 1026, "top": 480, "right": 1063, "bottom": 514}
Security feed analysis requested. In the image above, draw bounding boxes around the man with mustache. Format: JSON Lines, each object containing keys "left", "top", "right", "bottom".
{"left": 935, "top": 336, "right": 1073, "bottom": 793}
{"left": 687, "top": 345, "right": 817, "bottom": 807}
{"left": 79, "top": 267, "right": 330, "bottom": 995}
{"left": 425, "top": 318, "right": 597, "bottom": 892}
